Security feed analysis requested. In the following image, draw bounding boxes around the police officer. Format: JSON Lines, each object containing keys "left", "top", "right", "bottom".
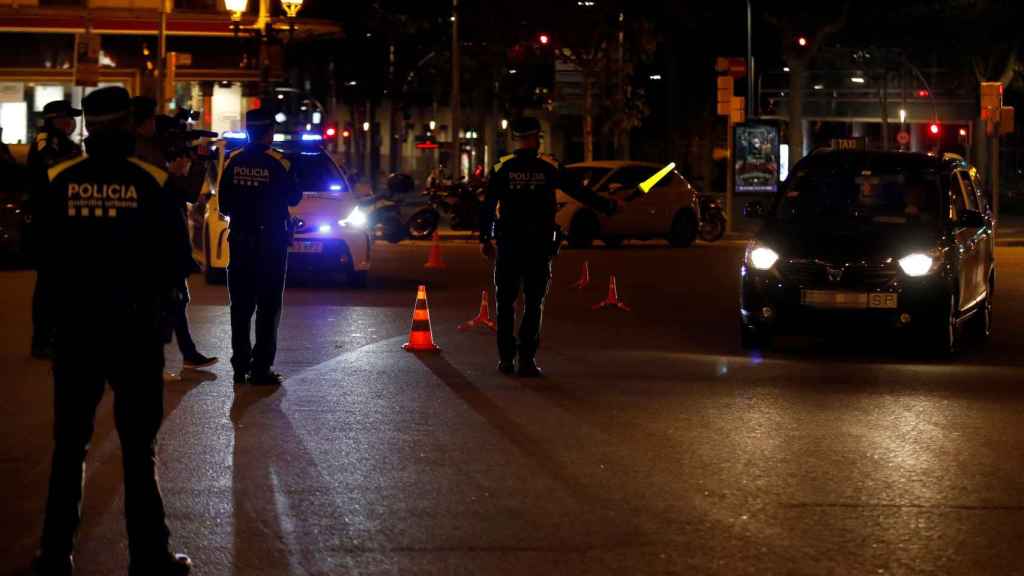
{"left": 131, "top": 97, "right": 218, "bottom": 373}
{"left": 219, "top": 108, "right": 301, "bottom": 386}
{"left": 31, "top": 87, "right": 193, "bottom": 576}
{"left": 479, "top": 117, "right": 616, "bottom": 377}
{"left": 27, "top": 100, "right": 83, "bottom": 359}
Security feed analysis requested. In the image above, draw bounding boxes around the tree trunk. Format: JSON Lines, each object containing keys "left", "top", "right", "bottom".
{"left": 583, "top": 75, "right": 594, "bottom": 162}
{"left": 788, "top": 59, "right": 805, "bottom": 167}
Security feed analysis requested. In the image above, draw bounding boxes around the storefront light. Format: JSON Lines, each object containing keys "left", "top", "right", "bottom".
{"left": 280, "top": 0, "right": 304, "bottom": 19}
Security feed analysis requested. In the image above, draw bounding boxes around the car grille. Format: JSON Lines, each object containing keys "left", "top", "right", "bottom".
{"left": 779, "top": 260, "right": 899, "bottom": 289}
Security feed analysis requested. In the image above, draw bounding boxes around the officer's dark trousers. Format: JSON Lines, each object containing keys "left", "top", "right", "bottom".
{"left": 494, "top": 244, "right": 552, "bottom": 363}
{"left": 31, "top": 267, "right": 54, "bottom": 350}
{"left": 228, "top": 233, "right": 288, "bottom": 375}
{"left": 41, "top": 331, "right": 171, "bottom": 561}
{"left": 172, "top": 279, "right": 197, "bottom": 358}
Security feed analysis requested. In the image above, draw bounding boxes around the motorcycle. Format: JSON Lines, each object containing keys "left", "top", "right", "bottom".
{"left": 698, "top": 194, "right": 727, "bottom": 242}
{"left": 365, "top": 174, "right": 440, "bottom": 243}
{"left": 422, "top": 180, "right": 484, "bottom": 231}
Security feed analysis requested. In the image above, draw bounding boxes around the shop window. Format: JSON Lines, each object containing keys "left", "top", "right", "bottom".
{"left": 1, "top": 102, "right": 27, "bottom": 145}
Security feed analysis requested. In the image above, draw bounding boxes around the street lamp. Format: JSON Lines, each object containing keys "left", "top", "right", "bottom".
{"left": 500, "top": 118, "right": 508, "bottom": 131}
{"left": 225, "top": 0, "right": 247, "bottom": 21}
{"left": 280, "top": 0, "right": 304, "bottom": 18}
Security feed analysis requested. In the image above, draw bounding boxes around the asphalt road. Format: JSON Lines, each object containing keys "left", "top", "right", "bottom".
{"left": 2, "top": 239, "right": 1024, "bottom": 575}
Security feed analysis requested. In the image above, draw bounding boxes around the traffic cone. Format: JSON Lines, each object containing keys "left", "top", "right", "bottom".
{"left": 402, "top": 285, "right": 441, "bottom": 352}
{"left": 424, "top": 230, "right": 447, "bottom": 269}
{"left": 458, "top": 290, "right": 497, "bottom": 332}
{"left": 592, "top": 275, "right": 631, "bottom": 311}
{"left": 569, "top": 260, "right": 590, "bottom": 290}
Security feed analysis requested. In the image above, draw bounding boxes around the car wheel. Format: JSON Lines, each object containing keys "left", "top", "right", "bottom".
{"left": 349, "top": 269, "right": 369, "bottom": 289}
{"left": 931, "top": 292, "right": 959, "bottom": 357}
{"left": 602, "top": 237, "right": 625, "bottom": 248}
{"left": 668, "top": 209, "right": 698, "bottom": 248}
{"left": 740, "top": 320, "right": 772, "bottom": 351}
{"left": 973, "top": 275, "right": 993, "bottom": 340}
{"left": 568, "top": 211, "right": 599, "bottom": 249}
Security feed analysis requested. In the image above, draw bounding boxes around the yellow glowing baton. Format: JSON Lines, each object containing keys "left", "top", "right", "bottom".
{"left": 638, "top": 162, "right": 676, "bottom": 194}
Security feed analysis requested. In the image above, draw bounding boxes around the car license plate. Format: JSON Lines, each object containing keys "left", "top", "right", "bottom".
{"left": 867, "top": 293, "right": 898, "bottom": 309}
{"left": 289, "top": 240, "right": 323, "bottom": 254}
{"left": 801, "top": 290, "right": 897, "bottom": 309}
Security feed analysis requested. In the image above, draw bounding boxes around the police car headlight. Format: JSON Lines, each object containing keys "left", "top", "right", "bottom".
{"left": 339, "top": 206, "right": 367, "bottom": 228}
{"left": 899, "top": 253, "right": 937, "bottom": 277}
{"left": 747, "top": 245, "right": 780, "bottom": 271}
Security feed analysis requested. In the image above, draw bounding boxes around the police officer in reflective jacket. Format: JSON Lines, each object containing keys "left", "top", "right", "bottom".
{"left": 32, "top": 87, "right": 193, "bottom": 576}
{"left": 27, "top": 100, "right": 83, "bottom": 359}
{"left": 219, "top": 108, "right": 301, "bottom": 386}
{"left": 480, "top": 117, "right": 616, "bottom": 377}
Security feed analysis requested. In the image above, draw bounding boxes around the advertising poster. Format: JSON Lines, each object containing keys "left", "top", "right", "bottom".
{"left": 734, "top": 123, "right": 780, "bottom": 194}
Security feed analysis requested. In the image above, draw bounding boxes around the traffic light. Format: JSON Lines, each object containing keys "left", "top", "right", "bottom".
{"left": 928, "top": 122, "right": 941, "bottom": 137}
{"left": 325, "top": 123, "right": 338, "bottom": 140}
{"left": 796, "top": 36, "right": 808, "bottom": 47}
{"left": 538, "top": 33, "right": 550, "bottom": 45}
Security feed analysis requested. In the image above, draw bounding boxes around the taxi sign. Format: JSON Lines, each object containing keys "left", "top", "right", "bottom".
{"left": 830, "top": 137, "right": 866, "bottom": 151}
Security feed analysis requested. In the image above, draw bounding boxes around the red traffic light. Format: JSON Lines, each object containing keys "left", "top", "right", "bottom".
{"left": 538, "top": 33, "right": 550, "bottom": 45}
{"left": 797, "top": 36, "right": 808, "bottom": 47}
{"left": 928, "top": 123, "right": 941, "bottom": 136}
{"left": 917, "top": 89, "right": 930, "bottom": 97}
{"left": 958, "top": 128, "right": 968, "bottom": 137}
{"left": 325, "top": 126, "right": 338, "bottom": 139}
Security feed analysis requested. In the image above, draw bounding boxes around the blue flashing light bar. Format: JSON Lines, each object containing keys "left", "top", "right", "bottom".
{"left": 223, "top": 131, "right": 248, "bottom": 140}
{"left": 329, "top": 184, "right": 343, "bottom": 191}
{"left": 301, "top": 133, "right": 324, "bottom": 141}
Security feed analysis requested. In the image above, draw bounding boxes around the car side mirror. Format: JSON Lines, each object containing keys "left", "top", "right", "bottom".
{"left": 743, "top": 201, "right": 766, "bottom": 219}
{"left": 959, "top": 210, "right": 986, "bottom": 229}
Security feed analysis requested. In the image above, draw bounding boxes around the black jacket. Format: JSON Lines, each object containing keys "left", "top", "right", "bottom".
{"left": 27, "top": 128, "right": 81, "bottom": 176}
{"left": 219, "top": 143, "right": 301, "bottom": 242}
{"left": 480, "top": 148, "right": 613, "bottom": 246}
{"left": 36, "top": 136, "right": 190, "bottom": 335}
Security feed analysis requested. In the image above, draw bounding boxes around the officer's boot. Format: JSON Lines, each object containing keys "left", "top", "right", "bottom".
{"left": 517, "top": 357, "right": 543, "bottom": 378}
{"left": 497, "top": 358, "right": 515, "bottom": 375}
{"left": 31, "top": 553, "right": 73, "bottom": 576}
{"left": 128, "top": 552, "right": 192, "bottom": 576}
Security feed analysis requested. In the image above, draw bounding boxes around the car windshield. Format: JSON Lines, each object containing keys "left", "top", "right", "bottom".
{"left": 286, "top": 153, "right": 349, "bottom": 194}
{"left": 566, "top": 166, "right": 613, "bottom": 190}
{"left": 776, "top": 163, "right": 942, "bottom": 227}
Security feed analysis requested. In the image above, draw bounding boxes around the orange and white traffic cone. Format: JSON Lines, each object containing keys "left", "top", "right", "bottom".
{"left": 569, "top": 260, "right": 590, "bottom": 290}
{"left": 402, "top": 285, "right": 441, "bottom": 352}
{"left": 592, "top": 275, "right": 631, "bottom": 311}
{"left": 424, "top": 230, "right": 447, "bottom": 269}
{"left": 458, "top": 289, "right": 497, "bottom": 332}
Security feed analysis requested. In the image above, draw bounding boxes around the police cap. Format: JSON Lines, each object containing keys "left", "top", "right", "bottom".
{"left": 42, "top": 100, "right": 82, "bottom": 119}
{"left": 245, "top": 108, "right": 275, "bottom": 129}
{"left": 511, "top": 117, "right": 542, "bottom": 138}
{"left": 131, "top": 96, "right": 157, "bottom": 124}
{"left": 82, "top": 86, "right": 132, "bottom": 127}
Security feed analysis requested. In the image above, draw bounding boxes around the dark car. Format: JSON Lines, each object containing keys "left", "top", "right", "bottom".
{"left": 0, "top": 161, "right": 28, "bottom": 265}
{"left": 740, "top": 150, "right": 994, "bottom": 355}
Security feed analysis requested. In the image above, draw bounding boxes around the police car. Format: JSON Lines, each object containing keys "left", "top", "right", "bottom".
{"left": 192, "top": 132, "right": 371, "bottom": 287}
{"left": 556, "top": 161, "right": 700, "bottom": 248}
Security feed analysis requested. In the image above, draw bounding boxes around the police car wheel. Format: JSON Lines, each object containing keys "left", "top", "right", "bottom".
{"left": 349, "top": 270, "right": 368, "bottom": 289}
{"left": 568, "top": 211, "right": 599, "bottom": 249}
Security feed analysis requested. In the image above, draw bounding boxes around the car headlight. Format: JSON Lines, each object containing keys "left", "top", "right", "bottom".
{"left": 747, "top": 245, "right": 780, "bottom": 270}
{"left": 339, "top": 206, "right": 367, "bottom": 228}
{"left": 898, "top": 253, "right": 937, "bottom": 277}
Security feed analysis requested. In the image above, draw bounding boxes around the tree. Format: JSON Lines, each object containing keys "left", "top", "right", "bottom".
{"left": 764, "top": 1, "right": 850, "bottom": 167}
